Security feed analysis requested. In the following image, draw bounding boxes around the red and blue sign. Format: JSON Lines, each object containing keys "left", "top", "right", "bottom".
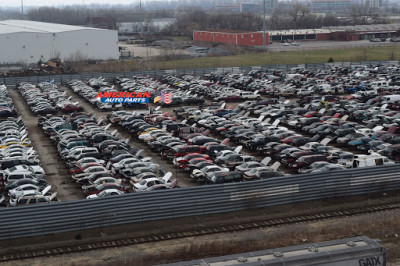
{"left": 96, "top": 92, "right": 150, "bottom": 103}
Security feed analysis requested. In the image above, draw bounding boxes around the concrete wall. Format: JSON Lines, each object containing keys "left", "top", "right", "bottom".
{"left": 0, "top": 29, "right": 118, "bottom": 64}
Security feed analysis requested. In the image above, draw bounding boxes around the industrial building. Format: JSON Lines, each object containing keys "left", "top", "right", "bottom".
{"left": 269, "top": 24, "right": 400, "bottom": 42}
{"left": 194, "top": 24, "right": 400, "bottom": 46}
{"left": 264, "top": 0, "right": 279, "bottom": 12}
{"left": 193, "top": 30, "right": 269, "bottom": 46}
{"left": 0, "top": 20, "right": 119, "bottom": 65}
{"left": 167, "top": 236, "right": 386, "bottom": 266}
{"left": 311, "top": 0, "right": 351, "bottom": 12}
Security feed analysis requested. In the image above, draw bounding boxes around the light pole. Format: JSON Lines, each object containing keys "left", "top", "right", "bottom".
{"left": 263, "top": 0, "right": 266, "bottom": 52}
{"left": 21, "top": 0, "right": 24, "bottom": 18}
{"left": 140, "top": 0, "right": 143, "bottom": 38}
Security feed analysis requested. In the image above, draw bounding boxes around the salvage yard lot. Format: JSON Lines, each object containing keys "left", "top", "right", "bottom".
{"left": 4, "top": 61, "right": 400, "bottom": 206}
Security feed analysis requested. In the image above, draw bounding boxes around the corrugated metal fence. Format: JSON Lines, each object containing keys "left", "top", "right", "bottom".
{"left": 2, "top": 60, "right": 399, "bottom": 86}
{"left": 0, "top": 164, "right": 399, "bottom": 240}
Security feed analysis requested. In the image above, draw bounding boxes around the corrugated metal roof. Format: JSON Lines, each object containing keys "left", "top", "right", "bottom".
{"left": 267, "top": 29, "right": 331, "bottom": 35}
{"left": 0, "top": 20, "right": 106, "bottom": 35}
{"left": 265, "top": 23, "right": 400, "bottom": 36}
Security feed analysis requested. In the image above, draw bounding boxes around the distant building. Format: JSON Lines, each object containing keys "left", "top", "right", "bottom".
{"left": 193, "top": 30, "right": 270, "bottom": 46}
{"left": 278, "top": 0, "right": 312, "bottom": 11}
{"left": 268, "top": 23, "right": 400, "bottom": 42}
{"left": 117, "top": 18, "right": 176, "bottom": 34}
{"left": 311, "top": 0, "right": 351, "bottom": 12}
{"left": 0, "top": 20, "right": 118, "bottom": 64}
{"left": 215, "top": 3, "right": 241, "bottom": 12}
{"left": 240, "top": 2, "right": 259, "bottom": 12}
{"left": 265, "top": 0, "right": 279, "bottom": 12}
{"left": 364, "top": 0, "right": 383, "bottom": 8}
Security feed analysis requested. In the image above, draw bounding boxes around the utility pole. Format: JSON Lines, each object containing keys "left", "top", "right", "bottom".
{"left": 21, "top": 0, "right": 24, "bottom": 18}
{"left": 263, "top": 0, "right": 266, "bottom": 52}
{"left": 140, "top": 0, "right": 143, "bottom": 38}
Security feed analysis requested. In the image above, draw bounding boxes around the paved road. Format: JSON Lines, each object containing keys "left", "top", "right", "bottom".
{"left": 266, "top": 40, "right": 396, "bottom": 52}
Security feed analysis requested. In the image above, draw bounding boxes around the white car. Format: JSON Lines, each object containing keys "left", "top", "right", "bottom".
{"left": 191, "top": 165, "right": 229, "bottom": 180}
{"left": 111, "top": 157, "right": 140, "bottom": 170}
{"left": 138, "top": 130, "right": 164, "bottom": 140}
{"left": 86, "top": 189, "right": 126, "bottom": 199}
{"left": 75, "top": 157, "right": 105, "bottom": 166}
{"left": 133, "top": 173, "right": 172, "bottom": 192}
{"left": 9, "top": 185, "right": 55, "bottom": 207}
{"left": 2, "top": 164, "right": 45, "bottom": 179}
{"left": 8, "top": 184, "right": 41, "bottom": 197}
{"left": 72, "top": 166, "right": 109, "bottom": 180}
{"left": 282, "top": 42, "right": 290, "bottom": 46}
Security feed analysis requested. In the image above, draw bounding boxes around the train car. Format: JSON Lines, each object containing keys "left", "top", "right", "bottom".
{"left": 165, "top": 236, "right": 385, "bottom": 266}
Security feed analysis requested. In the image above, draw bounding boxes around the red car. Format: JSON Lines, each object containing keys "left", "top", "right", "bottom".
{"left": 69, "top": 162, "right": 102, "bottom": 174}
{"left": 302, "top": 111, "right": 319, "bottom": 118}
{"left": 167, "top": 145, "right": 206, "bottom": 161}
{"left": 224, "top": 95, "right": 241, "bottom": 102}
{"left": 175, "top": 154, "right": 211, "bottom": 168}
{"left": 62, "top": 103, "right": 83, "bottom": 112}
{"left": 182, "top": 158, "right": 213, "bottom": 169}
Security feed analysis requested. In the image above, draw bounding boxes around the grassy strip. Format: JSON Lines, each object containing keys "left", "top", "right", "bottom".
{"left": 152, "top": 45, "right": 400, "bottom": 70}
{"left": 82, "top": 45, "right": 400, "bottom": 73}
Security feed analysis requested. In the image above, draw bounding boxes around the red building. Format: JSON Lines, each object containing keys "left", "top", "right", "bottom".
{"left": 193, "top": 30, "right": 269, "bottom": 46}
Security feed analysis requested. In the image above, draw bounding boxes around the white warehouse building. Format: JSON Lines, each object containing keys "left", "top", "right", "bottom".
{"left": 0, "top": 20, "right": 119, "bottom": 64}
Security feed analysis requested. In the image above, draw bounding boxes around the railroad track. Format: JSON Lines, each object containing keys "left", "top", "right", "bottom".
{"left": 1, "top": 201, "right": 400, "bottom": 263}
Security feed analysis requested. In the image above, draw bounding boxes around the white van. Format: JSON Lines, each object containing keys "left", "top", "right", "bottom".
{"left": 340, "top": 154, "right": 394, "bottom": 168}
{"left": 370, "top": 80, "right": 390, "bottom": 89}
{"left": 381, "top": 95, "right": 400, "bottom": 104}
{"left": 239, "top": 91, "right": 260, "bottom": 100}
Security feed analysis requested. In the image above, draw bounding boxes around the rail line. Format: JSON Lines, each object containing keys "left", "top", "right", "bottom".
{"left": 1, "top": 201, "right": 400, "bottom": 263}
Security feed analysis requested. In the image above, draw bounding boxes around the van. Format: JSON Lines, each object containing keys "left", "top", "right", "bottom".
{"left": 343, "top": 154, "right": 394, "bottom": 168}
{"left": 239, "top": 91, "right": 260, "bottom": 100}
{"left": 381, "top": 95, "right": 400, "bottom": 104}
{"left": 370, "top": 80, "right": 389, "bottom": 88}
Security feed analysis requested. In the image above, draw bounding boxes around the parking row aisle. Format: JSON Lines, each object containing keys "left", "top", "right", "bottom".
{"left": 8, "top": 87, "right": 83, "bottom": 201}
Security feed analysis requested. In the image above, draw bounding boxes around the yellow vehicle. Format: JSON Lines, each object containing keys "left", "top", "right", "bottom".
{"left": 0, "top": 138, "right": 30, "bottom": 149}
{"left": 318, "top": 101, "right": 330, "bottom": 114}
{"left": 137, "top": 128, "right": 159, "bottom": 136}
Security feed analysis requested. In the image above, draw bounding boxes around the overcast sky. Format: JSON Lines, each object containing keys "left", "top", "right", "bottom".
{"left": 2, "top": 0, "right": 145, "bottom": 7}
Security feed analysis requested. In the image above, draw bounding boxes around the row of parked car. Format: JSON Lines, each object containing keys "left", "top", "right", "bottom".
{"left": 105, "top": 102, "right": 285, "bottom": 185}
{"left": 0, "top": 85, "right": 56, "bottom": 207}
{"left": 67, "top": 79, "right": 126, "bottom": 111}
{"left": 39, "top": 111, "right": 176, "bottom": 196}
{"left": 158, "top": 66, "right": 400, "bottom": 174}
{"left": 17, "top": 82, "right": 83, "bottom": 115}
{"left": 160, "top": 75, "right": 261, "bottom": 103}
{"left": 169, "top": 64, "right": 400, "bottom": 100}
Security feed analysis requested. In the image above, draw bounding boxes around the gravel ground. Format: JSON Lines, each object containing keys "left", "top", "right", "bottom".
{"left": 7, "top": 88, "right": 83, "bottom": 201}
